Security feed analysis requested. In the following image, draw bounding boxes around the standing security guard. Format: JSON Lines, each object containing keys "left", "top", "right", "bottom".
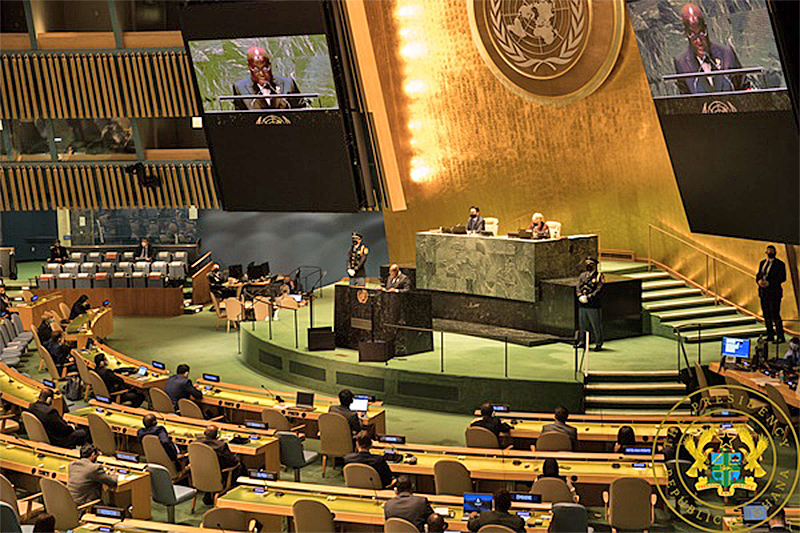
{"left": 347, "top": 233, "right": 369, "bottom": 286}
{"left": 576, "top": 257, "right": 604, "bottom": 351}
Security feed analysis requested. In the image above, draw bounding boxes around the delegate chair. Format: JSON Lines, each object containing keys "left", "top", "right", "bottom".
{"left": 483, "top": 217, "right": 499, "bottom": 236}
{"left": 156, "top": 252, "right": 172, "bottom": 262}
{"left": 10, "top": 315, "right": 32, "bottom": 344}
{"left": 147, "top": 464, "right": 196, "bottom": 524}
{"left": 69, "top": 252, "right": 84, "bottom": 263}
{"left": 276, "top": 431, "right": 318, "bottom": 482}
{"left": 433, "top": 460, "right": 472, "bottom": 496}
{"left": 694, "top": 363, "right": 728, "bottom": 405}
{"left": 210, "top": 293, "right": 227, "bottom": 331}
{"left": 534, "top": 432, "right": 573, "bottom": 452}
{"left": 344, "top": 463, "right": 382, "bottom": 489}
{"left": 39, "top": 477, "right": 99, "bottom": 531}
{"left": 546, "top": 221, "right": 562, "bottom": 238}
{"left": 465, "top": 426, "right": 500, "bottom": 449}
{"left": 21, "top": 411, "right": 50, "bottom": 444}
{"left": 178, "top": 398, "right": 204, "bottom": 420}
{"left": 88, "top": 370, "right": 131, "bottom": 405}
{"left": 724, "top": 375, "right": 767, "bottom": 412}
{"left": 188, "top": 442, "right": 237, "bottom": 511}
{"left": 318, "top": 412, "right": 354, "bottom": 477}
{"left": 58, "top": 303, "right": 72, "bottom": 321}
{"left": 531, "top": 478, "right": 575, "bottom": 504}
{"left": 603, "top": 477, "right": 656, "bottom": 532}
{"left": 261, "top": 408, "right": 292, "bottom": 431}
{"left": 21, "top": 290, "right": 34, "bottom": 302}
{"left": 385, "top": 517, "right": 420, "bottom": 533}
{"left": 87, "top": 252, "right": 102, "bottom": 263}
{"left": 143, "top": 434, "right": 187, "bottom": 481}
{"left": 149, "top": 387, "right": 176, "bottom": 414}
{"left": 222, "top": 298, "right": 243, "bottom": 332}
{"left": 0, "top": 501, "right": 33, "bottom": 533}
{"left": 202, "top": 508, "right": 249, "bottom": 532}
{"left": 253, "top": 299, "right": 271, "bottom": 322}
{"left": 764, "top": 383, "right": 797, "bottom": 423}
{"left": 1, "top": 474, "right": 41, "bottom": 523}
{"left": 549, "top": 503, "right": 589, "bottom": 533}
{"left": 73, "top": 355, "right": 93, "bottom": 400}
{"left": 0, "top": 401, "right": 21, "bottom": 434}
{"left": 87, "top": 412, "right": 116, "bottom": 456}
{"left": 477, "top": 526, "right": 515, "bottom": 533}
{"left": 292, "top": 499, "right": 335, "bottom": 533}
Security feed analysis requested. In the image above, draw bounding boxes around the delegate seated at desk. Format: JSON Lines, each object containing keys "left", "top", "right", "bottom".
{"left": 207, "top": 264, "right": 236, "bottom": 299}
{"left": 344, "top": 431, "right": 394, "bottom": 489}
{"left": 49, "top": 239, "right": 69, "bottom": 263}
{"left": 471, "top": 403, "right": 511, "bottom": 439}
{"left": 384, "top": 264, "right": 410, "bottom": 292}
{"left": 137, "top": 414, "right": 181, "bottom": 469}
{"left": 69, "top": 295, "right": 91, "bottom": 321}
{"left": 540, "top": 406, "right": 578, "bottom": 445}
{"left": 329, "top": 389, "right": 362, "bottom": 434}
{"left": 466, "top": 206, "right": 485, "bottom": 234}
{"left": 29, "top": 389, "right": 88, "bottom": 448}
{"left": 68, "top": 443, "right": 118, "bottom": 505}
{"left": 195, "top": 425, "right": 246, "bottom": 505}
{"left": 467, "top": 489, "right": 525, "bottom": 533}
{"left": 164, "top": 364, "right": 203, "bottom": 410}
{"left": 528, "top": 213, "right": 550, "bottom": 240}
{"left": 384, "top": 475, "right": 434, "bottom": 532}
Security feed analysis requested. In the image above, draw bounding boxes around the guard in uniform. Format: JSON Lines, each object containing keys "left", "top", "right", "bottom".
{"left": 576, "top": 257, "right": 604, "bottom": 351}
{"left": 347, "top": 233, "right": 369, "bottom": 286}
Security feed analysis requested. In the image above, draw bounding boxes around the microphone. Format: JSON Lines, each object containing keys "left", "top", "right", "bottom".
{"left": 260, "top": 384, "right": 284, "bottom": 404}
{"left": 369, "top": 475, "right": 380, "bottom": 505}
{"left": 216, "top": 524, "right": 228, "bottom": 533}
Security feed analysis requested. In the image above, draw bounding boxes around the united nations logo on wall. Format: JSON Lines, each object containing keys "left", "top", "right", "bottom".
{"left": 468, "top": 0, "right": 625, "bottom": 105}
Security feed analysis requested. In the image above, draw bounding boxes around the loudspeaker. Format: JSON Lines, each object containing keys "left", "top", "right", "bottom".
{"left": 358, "top": 340, "right": 392, "bottom": 362}
{"left": 307, "top": 327, "right": 335, "bottom": 351}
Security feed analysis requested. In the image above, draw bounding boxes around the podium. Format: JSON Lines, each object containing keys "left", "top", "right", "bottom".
{"left": 334, "top": 284, "right": 433, "bottom": 357}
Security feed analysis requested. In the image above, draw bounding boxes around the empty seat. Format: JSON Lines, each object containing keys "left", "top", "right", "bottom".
{"left": 44, "top": 264, "right": 62, "bottom": 275}
{"left": 150, "top": 261, "right": 168, "bottom": 276}
{"left": 98, "top": 262, "right": 114, "bottom": 274}
{"left": 134, "top": 261, "right": 150, "bottom": 274}
{"left": 61, "top": 263, "right": 79, "bottom": 275}
{"left": 116, "top": 262, "right": 133, "bottom": 275}
{"left": 173, "top": 251, "right": 188, "bottom": 264}
{"left": 121, "top": 251, "right": 135, "bottom": 262}
{"left": 94, "top": 272, "right": 110, "bottom": 288}
{"left": 147, "top": 273, "right": 165, "bottom": 288}
{"left": 68, "top": 252, "right": 84, "bottom": 263}
{"left": 168, "top": 261, "right": 186, "bottom": 281}
{"left": 56, "top": 273, "right": 74, "bottom": 289}
{"left": 131, "top": 272, "right": 147, "bottom": 288}
{"left": 38, "top": 274, "right": 55, "bottom": 290}
{"left": 104, "top": 251, "right": 119, "bottom": 262}
{"left": 75, "top": 273, "right": 92, "bottom": 288}
{"left": 87, "top": 252, "right": 102, "bottom": 263}
{"left": 79, "top": 262, "right": 96, "bottom": 274}
{"left": 111, "top": 273, "right": 129, "bottom": 288}
{"left": 156, "top": 251, "right": 172, "bottom": 262}
{"left": 10, "top": 315, "right": 33, "bottom": 344}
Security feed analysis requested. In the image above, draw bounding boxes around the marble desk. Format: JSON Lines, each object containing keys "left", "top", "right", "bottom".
{"left": 416, "top": 232, "right": 598, "bottom": 303}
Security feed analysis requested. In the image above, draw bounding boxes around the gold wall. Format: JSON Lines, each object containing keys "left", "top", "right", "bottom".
{"left": 363, "top": 0, "right": 798, "bottom": 324}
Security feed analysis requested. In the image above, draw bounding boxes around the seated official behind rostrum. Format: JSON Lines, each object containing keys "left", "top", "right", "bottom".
{"left": 384, "top": 264, "right": 411, "bottom": 292}
{"left": 470, "top": 403, "right": 511, "bottom": 439}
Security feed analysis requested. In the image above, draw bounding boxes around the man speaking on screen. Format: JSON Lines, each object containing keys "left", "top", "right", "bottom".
{"left": 232, "top": 46, "right": 307, "bottom": 110}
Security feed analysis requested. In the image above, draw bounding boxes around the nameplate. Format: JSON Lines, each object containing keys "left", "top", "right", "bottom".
{"left": 351, "top": 318, "right": 372, "bottom": 331}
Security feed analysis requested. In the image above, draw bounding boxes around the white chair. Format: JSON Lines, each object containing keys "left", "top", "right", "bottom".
{"left": 546, "top": 221, "right": 562, "bottom": 238}
{"left": 222, "top": 298, "right": 243, "bottom": 332}
{"left": 484, "top": 217, "right": 499, "bottom": 236}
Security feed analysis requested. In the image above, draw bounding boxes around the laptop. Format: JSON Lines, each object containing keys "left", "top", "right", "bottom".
{"left": 293, "top": 391, "right": 315, "bottom": 411}
{"left": 462, "top": 493, "right": 493, "bottom": 518}
{"left": 350, "top": 396, "right": 369, "bottom": 413}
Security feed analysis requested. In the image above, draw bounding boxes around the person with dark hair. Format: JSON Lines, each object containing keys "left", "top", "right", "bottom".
{"left": 68, "top": 294, "right": 91, "bottom": 321}
{"left": 44, "top": 330, "right": 71, "bottom": 370}
{"left": 539, "top": 458, "right": 578, "bottom": 502}
{"left": 384, "top": 475, "right": 434, "bottom": 532}
{"left": 48, "top": 239, "right": 69, "bottom": 263}
{"left": 32, "top": 513, "right": 56, "bottom": 533}
{"left": 232, "top": 46, "right": 307, "bottom": 111}
{"left": 427, "top": 513, "right": 448, "bottom": 533}
{"left": 135, "top": 238, "right": 154, "bottom": 261}
{"left": 577, "top": 257, "right": 604, "bottom": 351}
{"left": 757, "top": 245, "right": 787, "bottom": 344}
{"left": 329, "top": 388, "right": 361, "bottom": 434}
{"left": 467, "top": 489, "right": 525, "bottom": 532}
{"left": 470, "top": 403, "right": 512, "bottom": 439}
{"left": 347, "top": 233, "right": 369, "bottom": 287}
{"left": 137, "top": 413, "right": 181, "bottom": 468}
{"left": 94, "top": 352, "right": 144, "bottom": 407}
{"left": 195, "top": 425, "right": 245, "bottom": 504}
{"left": 662, "top": 426, "right": 692, "bottom": 462}
{"left": 614, "top": 426, "right": 636, "bottom": 452}
{"left": 344, "top": 430, "right": 394, "bottom": 489}
{"left": 0, "top": 285, "right": 11, "bottom": 317}
{"left": 466, "top": 206, "right": 485, "bottom": 234}
{"left": 37, "top": 311, "right": 56, "bottom": 344}
{"left": 68, "top": 444, "right": 117, "bottom": 505}
{"left": 28, "top": 389, "right": 87, "bottom": 448}
{"left": 784, "top": 337, "right": 800, "bottom": 369}
{"left": 541, "top": 406, "right": 578, "bottom": 443}
{"left": 164, "top": 363, "right": 202, "bottom": 410}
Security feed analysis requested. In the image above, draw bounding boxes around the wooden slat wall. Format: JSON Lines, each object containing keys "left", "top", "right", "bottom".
{"left": 0, "top": 51, "right": 198, "bottom": 119}
{"left": 0, "top": 163, "right": 215, "bottom": 210}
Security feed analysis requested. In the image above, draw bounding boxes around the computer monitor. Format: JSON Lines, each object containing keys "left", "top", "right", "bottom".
{"left": 350, "top": 397, "right": 369, "bottom": 413}
{"left": 510, "top": 492, "right": 541, "bottom": 504}
{"left": 463, "top": 493, "right": 493, "bottom": 513}
{"left": 246, "top": 262, "right": 258, "bottom": 279}
{"left": 742, "top": 504, "right": 768, "bottom": 524}
{"left": 296, "top": 391, "right": 314, "bottom": 408}
{"left": 258, "top": 261, "right": 270, "bottom": 278}
{"left": 722, "top": 337, "right": 751, "bottom": 359}
{"left": 228, "top": 264, "right": 243, "bottom": 280}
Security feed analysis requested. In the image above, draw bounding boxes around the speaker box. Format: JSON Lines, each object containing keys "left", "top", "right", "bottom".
{"left": 307, "top": 327, "right": 335, "bottom": 351}
{"left": 358, "top": 340, "right": 392, "bottom": 362}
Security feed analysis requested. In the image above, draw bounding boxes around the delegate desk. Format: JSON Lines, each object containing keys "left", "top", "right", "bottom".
{"left": 0, "top": 434, "right": 151, "bottom": 519}
{"left": 65, "top": 401, "right": 280, "bottom": 472}
{"left": 77, "top": 515, "right": 220, "bottom": 533}
{"left": 35, "top": 288, "right": 184, "bottom": 317}
{"left": 373, "top": 442, "right": 666, "bottom": 506}
{"left": 218, "top": 479, "right": 552, "bottom": 532}
{"left": 709, "top": 362, "right": 799, "bottom": 409}
{"left": 72, "top": 344, "right": 169, "bottom": 390}
{"left": 8, "top": 293, "right": 63, "bottom": 330}
{"left": 65, "top": 308, "right": 113, "bottom": 348}
{"left": 0, "top": 362, "right": 64, "bottom": 413}
{"left": 195, "top": 379, "right": 386, "bottom": 435}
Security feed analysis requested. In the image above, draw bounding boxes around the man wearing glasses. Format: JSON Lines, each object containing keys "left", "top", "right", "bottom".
{"left": 672, "top": 3, "right": 750, "bottom": 94}
{"left": 232, "top": 46, "right": 307, "bottom": 110}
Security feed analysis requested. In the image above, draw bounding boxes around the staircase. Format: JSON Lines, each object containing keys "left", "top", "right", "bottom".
{"left": 583, "top": 370, "right": 690, "bottom": 415}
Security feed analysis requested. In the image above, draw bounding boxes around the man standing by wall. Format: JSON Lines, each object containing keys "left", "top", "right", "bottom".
{"left": 756, "top": 245, "right": 786, "bottom": 344}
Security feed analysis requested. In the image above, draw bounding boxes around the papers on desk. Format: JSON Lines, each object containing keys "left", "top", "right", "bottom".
{"left": 751, "top": 377, "right": 781, "bottom": 386}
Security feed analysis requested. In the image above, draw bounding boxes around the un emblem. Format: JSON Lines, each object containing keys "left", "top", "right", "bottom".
{"left": 468, "top": 0, "right": 625, "bottom": 104}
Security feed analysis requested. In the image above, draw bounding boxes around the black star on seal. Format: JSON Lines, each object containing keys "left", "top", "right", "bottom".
{"left": 718, "top": 433, "right": 734, "bottom": 447}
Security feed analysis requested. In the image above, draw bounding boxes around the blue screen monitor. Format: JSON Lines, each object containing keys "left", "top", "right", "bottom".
{"left": 463, "top": 493, "right": 493, "bottom": 513}
{"left": 742, "top": 504, "right": 768, "bottom": 524}
{"left": 722, "top": 337, "right": 750, "bottom": 358}
{"left": 203, "top": 373, "right": 220, "bottom": 382}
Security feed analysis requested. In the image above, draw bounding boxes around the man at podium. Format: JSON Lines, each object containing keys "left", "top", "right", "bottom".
{"left": 384, "top": 264, "right": 410, "bottom": 292}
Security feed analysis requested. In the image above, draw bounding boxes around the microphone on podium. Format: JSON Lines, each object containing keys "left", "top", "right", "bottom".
{"left": 260, "top": 383, "right": 284, "bottom": 404}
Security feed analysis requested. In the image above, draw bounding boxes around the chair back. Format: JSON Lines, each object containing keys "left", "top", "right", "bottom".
{"left": 73, "top": 354, "right": 92, "bottom": 385}
{"left": 292, "top": 499, "right": 335, "bottom": 533}
{"left": 87, "top": 412, "right": 116, "bottom": 455}
{"left": 0, "top": 475, "right": 20, "bottom": 522}
{"left": 433, "top": 459, "right": 472, "bottom": 495}
{"left": 694, "top": 362, "right": 710, "bottom": 389}
{"left": 477, "top": 526, "right": 515, "bottom": 533}
{"left": 21, "top": 412, "right": 50, "bottom": 444}
{"left": 88, "top": 370, "right": 110, "bottom": 398}
{"left": 483, "top": 217, "right": 499, "bottom": 236}
{"left": 276, "top": 431, "right": 306, "bottom": 468}
{"left": 261, "top": 408, "right": 291, "bottom": 431}
{"left": 188, "top": 442, "right": 224, "bottom": 493}
{"left": 210, "top": 292, "right": 225, "bottom": 318}
{"left": 318, "top": 412, "right": 354, "bottom": 458}
{"left": 223, "top": 298, "right": 243, "bottom": 321}
{"left": 343, "top": 463, "right": 382, "bottom": 489}
{"left": 608, "top": 477, "right": 652, "bottom": 531}
{"left": 58, "top": 303, "right": 71, "bottom": 321}
{"left": 764, "top": 383, "right": 793, "bottom": 419}
{"left": 549, "top": 503, "right": 589, "bottom": 533}
{"left": 531, "top": 477, "right": 574, "bottom": 503}
{"left": 724, "top": 375, "right": 750, "bottom": 409}
{"left": 39, "top": 477, "right": 80, "bottom": 531}
{"left": 178, "top": 398, "right": 205, "bottom": 419}
{"left": 384, "top": 517, "right": 420, "bottom": 533}
{"left": 253, "top": 299, "right": 270, "bottom": 321}
{"left": 465, "top": 426, "right": 499, "bottom": 449}
{"left": 202, "top": 507, "right": 249, "bottom": 531}
{"left": 536, "top": 432, "right": 573, "bottom": 452}
{"left": 545, "top": 221, "right": 562, "bottom": 238}
{"left": 0, "top": 502, "right": 22, "bottom": 533}
{"left": 35, "top": 332, "right": 62, "bottom": 382}
{"left": 21, "top": 291, "right": 33, "bottom": 303}
{"left": 10, "top": 315, "right": 26, "bottom": 337}
{"left": 149, "top": 387, "right": 176, "bottom": 414}
{"left": 142, "top": 434, "right": 179, "bottom": 479}
{"left": 147, "top": 463, "right": 178, "bottom": 506}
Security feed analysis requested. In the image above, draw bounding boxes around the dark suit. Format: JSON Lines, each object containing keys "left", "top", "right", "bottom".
{"left": 541, "top": 420, "right": 578, "bottom": 443}
{"left": 466, "top": 216, "right": 485, "bottom": 233}
{"left": 44, "top": 338, "right": 70, "bottom": 369}
{"left": 135, "top": 244, "right": 153, "bottom": 261}
{"left": 384, "top": 272, "right": 411, "bottom": 292}
{"left": 384, "top": 492, "right": 434, "bottom": 532}
{"left": 329, "top": 404, "right": 361, "bottom": 434}
{"left": 196, "top": 436, "right": 245, "bottom": 480}
{"left": 756, "top": 258, "right": 786, "bottom": 341}
{"left": 164, "top": 374, "right": 203, "bottom": 410}
{"left": 28, "top": 401, "right": 87, "bottom": 448}
{"left": 69, "top": 300, "right": 90, "bottom": 320}
{"left": 470, "top": 416, "right": 511, "bottom": 438}
{"left": 577, "top": 270, "right": 604, "bottom": 348}
{"left": 467, "top": 511, "right": 525, "bottom": 533}
{"left": 37, "top": 319, "right": 53, "bottom": 344}
{"left": 49, "top": 245, "right": 68, "bottom": 263}
{"left": 344, "top": 450, "right": 393, "bottom": 488}
{"left": 137, "top": 424, "right": 180, "bottom": 465}
{"left": 97, "top": 366, "right": 144, "bottom": 407}
{"left": 231, "top": 75, "right": 306, "bottom": 110}
{"left": 673, "top": 42, "right": 750, "bottom": 94}
{"left": 68, "top": 458, "right": 117, "bottom": 505}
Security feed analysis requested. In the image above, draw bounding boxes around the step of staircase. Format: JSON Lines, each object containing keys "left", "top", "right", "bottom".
{"left": 666, "top": 315, "right": 757, "bottom": 331}
{"left": 652, "top": 305, "right": 738, "bottom": 321}
{"left": 584, "top": 408, "right": 690, "bottom": 416}
{"left": 641, "top": 279, "right": 686, "bottom": 291}
{"left": 624, "top": 271, "right": 672, "bottom": 281}
{"left": 642, "top": 287, "right": 703, "bottom": 302}
{"left": 585, "top": 395, "right": 690, "bottom": 406}
{"left": 599, "top": 261, "right": 650, "bottom": 276}
{"left": 585, "top": 370, "right": 679, "bottom": 383}
{"left": 642, "top": 296, "right": 717, "bottom": 312}
{"left": 680, "top": 324, "right": 766, "bottom": 344}
{"left": 585, "top": 382, "right": 687, "bottom": 393}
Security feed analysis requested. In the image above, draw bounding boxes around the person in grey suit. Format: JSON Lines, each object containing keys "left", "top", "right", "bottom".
{"left": 231, "top": 47, "right": 307, "bottom": 110}
{"left": 384, "top": 264, "right": 411, "bottom": 292}
{"left": 384, "top": 476, "right": 434, "bottom": 532}
{"left": 540, "top": 406, "right": 578, "bottom": 443}
{"left": 68, "top": 444, "right": 118, "bottom": 506}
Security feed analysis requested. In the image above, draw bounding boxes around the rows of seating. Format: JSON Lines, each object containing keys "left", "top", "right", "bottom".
{"left": 0, "top": 315, "right": 32, "bottom": 367}
{"left": 62, "top": 250, "right": 189, "bottom": 264}
{"left": 40, "top": 260, "right": 187, "bottom": 289}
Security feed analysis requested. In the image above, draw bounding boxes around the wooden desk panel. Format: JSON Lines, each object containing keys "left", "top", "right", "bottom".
{"left": 72, "top": 343, "right": 169, "bottom": 390}
{"left": 709, "top": 363, "right": 799, "bottom": 408}
{"left": 0, "top": 362, "right": 64, "bottom": 413}
{"left": 9, "top": 293, "right": 63, "bottom": 330}
{"left": 37, "top": 288, "right": 183, "bottom": 317}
